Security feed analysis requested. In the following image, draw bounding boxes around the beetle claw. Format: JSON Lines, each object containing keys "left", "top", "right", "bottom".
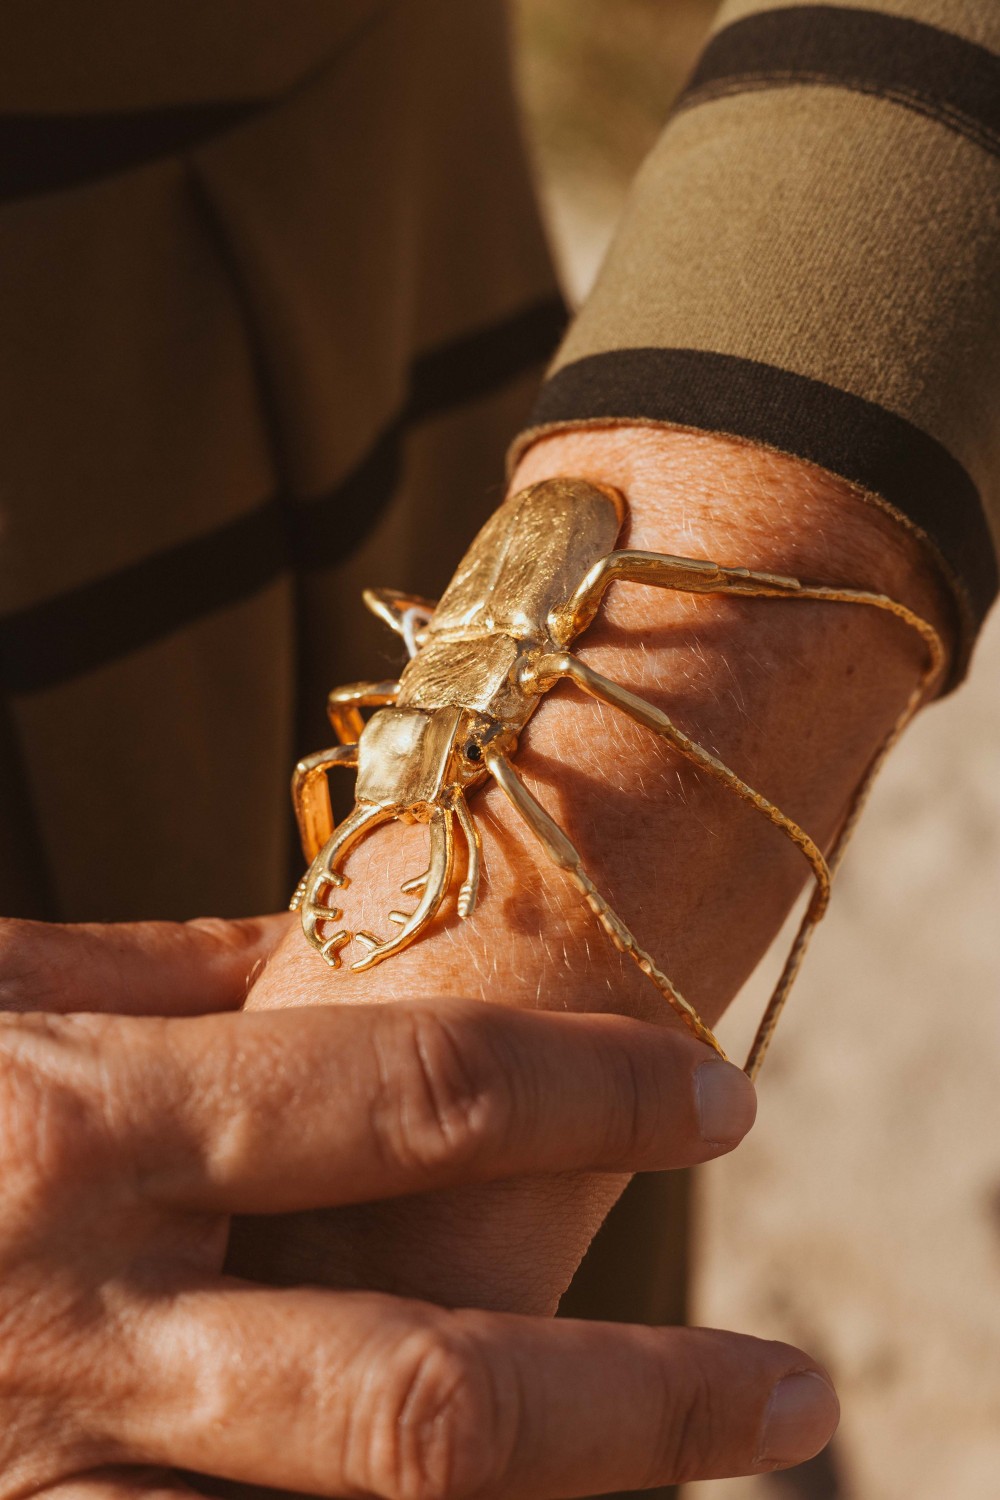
{"left": 348, "top": 809, "right": 454, "bottom": 970}
{"left": 306, "top": 898, "right": 342, "bottom": 921}
{"left": 318, "top": 930, "right": 351, "bottom": 967}
{"left": 294, "top": 866, "right": 348, "bottom": 915}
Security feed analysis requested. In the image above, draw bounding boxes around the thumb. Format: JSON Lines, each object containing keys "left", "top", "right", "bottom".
{"left": 0, "top": 912, "right": 292, "bottom": 1017}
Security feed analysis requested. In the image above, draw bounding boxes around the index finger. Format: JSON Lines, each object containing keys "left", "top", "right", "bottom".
{"left": 0, "top": 913, "right": 291, "bottom": 1017}
{"left": 94, "top": 998, "right": 756, "bottom": 1209}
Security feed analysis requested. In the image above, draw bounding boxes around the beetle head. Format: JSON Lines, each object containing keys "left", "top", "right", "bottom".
{"left": 354, "top": 705, "right": 502, "bottom": 816}
{"left": 300, "top": 704, "right": 506, "bottom": 971}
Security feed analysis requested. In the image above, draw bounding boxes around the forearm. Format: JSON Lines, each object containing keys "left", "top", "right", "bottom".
{"left": 236, "top": 426, "right": 949, "bottom": 1313}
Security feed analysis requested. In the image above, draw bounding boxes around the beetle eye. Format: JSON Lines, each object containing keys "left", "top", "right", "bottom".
{"left": 464, "top": 742, "right": 483, "bottom": 763}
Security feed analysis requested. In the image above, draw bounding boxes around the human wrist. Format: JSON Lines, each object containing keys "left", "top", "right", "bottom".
{"left": 509, "top": 424, "right": 955, "bottom": 656}
{"left": 253, "top": 425, "right": 945, "bottom": 1035}
{"left": 491, "top": 426, "right": 947, "bottom": 1019}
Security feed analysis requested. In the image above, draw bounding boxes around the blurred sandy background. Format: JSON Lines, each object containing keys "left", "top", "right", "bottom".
{"left": 512, "top": 4, "right": 1000, "bottom": 1496}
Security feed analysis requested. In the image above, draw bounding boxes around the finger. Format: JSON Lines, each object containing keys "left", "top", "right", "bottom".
{"left": 0, "top": 913, "right": 291, "bottom": 1017}
{"left": 103, "top": 998, "right": 756, "bottom": 1210}
{"left": 114, "top": 1283, "right": 837, "bottom": 1496}
{"left": 37, "top": 1469, "right": 205, "bottom": 1499}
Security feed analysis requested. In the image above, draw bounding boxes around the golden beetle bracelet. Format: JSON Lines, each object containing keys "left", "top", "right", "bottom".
{"left": 289, "top": 478, "right": 945, "bottom": 1079}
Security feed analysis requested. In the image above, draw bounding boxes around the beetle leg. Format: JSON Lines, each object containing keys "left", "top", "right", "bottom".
{"left": 483, "top": 747, "right": 726, "bottom": 1058}
{"left": 362, "top": 588, "right": 439, "bottom": 650}
{"left": 520, "top": 651, "right": 837, "bottom": 1077}
{"left": 549, "top": 549, "right": 803, "bottom": 645}
{"left": 550, "top": 551, "right": 945, "bottom": 699}
{"left": 522, "top": 651, "right": 831, "bottom": 915}
{"left": 291, "top": 744, "right": 359, "bottom": 862}
{"left": 452, "top": 792, "right": 482, "bottom": 919}
{"left": 351, "top": 806, "right": 455, "bottom": 969}
{"left": 326, "top": 680, "right": 399, "bottom": 745}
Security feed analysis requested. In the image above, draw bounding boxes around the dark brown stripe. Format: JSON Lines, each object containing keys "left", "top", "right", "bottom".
{"left": 0, "top": 296, "right": 565, "bottom": 696}
{"left": 0, "top": 101, "right": 266, "bottom": 203}
{"left": 531, "top": 347, "right": 997, "bottom": 666}
{"left": 290, "top": 419, "right": 403, "bottom": 575}
{"left": 0, "top": 694, "right": 59, "bottom": 920}
{"left": 407, "top": 298, "right": 567, "bottom": 424}
{"left": 0, "top": 0, "right": 409, "bottom": 206}
{"left": 0, "top": 505, "right": 287, "bottom": 698}
{"left": 678, "top": 6, "right": 1000, "bottom": 158}
{"left": 292, "top": 297, "right": 568, "bottom": 570}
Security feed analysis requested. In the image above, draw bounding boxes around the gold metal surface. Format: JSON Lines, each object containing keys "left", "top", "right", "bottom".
{"left": 290, "top": 478, "right": 944, "bottom": 1074}
{"left": 291, "top": 743, "right": 358, "bottom": 864}
{"left": 327, "top": 680, "right": 398, "bottom": 746}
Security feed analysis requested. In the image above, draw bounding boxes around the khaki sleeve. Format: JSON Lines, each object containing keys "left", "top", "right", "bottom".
{"left": 512, "top": 0, "right": 1000, "bottom": 682}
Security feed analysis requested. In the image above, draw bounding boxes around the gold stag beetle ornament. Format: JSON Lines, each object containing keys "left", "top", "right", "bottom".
{"left": 290, "top": 478, "right": 944, "bottom": 1077}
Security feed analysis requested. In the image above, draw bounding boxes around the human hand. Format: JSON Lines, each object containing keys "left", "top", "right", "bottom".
{"left": 235, "top": 427, "right": 952, "bottom": 1321}
{"left": 0, "top": 915, "right": 840, "bottom": 1497}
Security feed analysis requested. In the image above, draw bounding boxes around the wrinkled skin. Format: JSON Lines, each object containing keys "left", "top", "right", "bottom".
{"left": 0, "top": 913, "right": 841, "bottom": 1498}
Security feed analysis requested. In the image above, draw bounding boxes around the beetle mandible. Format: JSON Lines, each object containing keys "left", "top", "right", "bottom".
{"left": 289, "top": 476, "right": 842, "bottom": 1062}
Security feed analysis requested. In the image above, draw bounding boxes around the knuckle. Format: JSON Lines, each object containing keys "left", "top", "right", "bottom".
{"left": 185, "top": 915, "right": 274, "bottom": 997}
{"left": 654, "top": 1363, "right": 721, "bottom": 1486}
{"left": 0, "top": 917, "right": 58, "bottom": 1012}
{"left": 612, "top": 1036, "right": 682, "bottom": 1167}
{"left": 0, "top": 1015, "right": 114, "bottom": 1215}
{"left": 366, "top": 1324, "right": 508, "bottom": 1500}
{"left": 371, "top": 1007, "right": 515, "bottom": 1177}
{"left": 184, "top": 915, "right": 250, "bottom": 953}
{"left": 600, "top": 1039, "right": 658, "bottom": 1167}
